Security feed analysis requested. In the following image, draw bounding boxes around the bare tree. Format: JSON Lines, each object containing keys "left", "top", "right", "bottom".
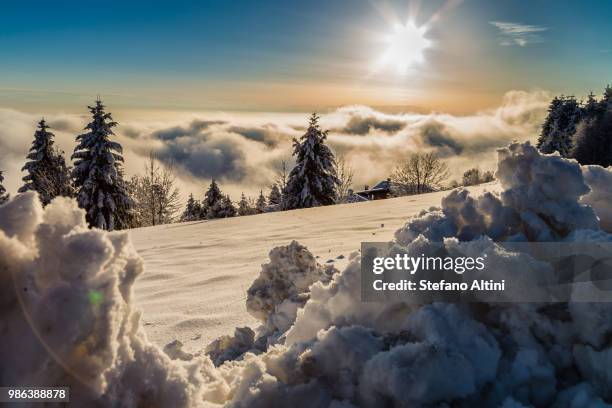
{"left": 462, "top": 168, "right": 481, "bottom": 186}
{"left": 461, "top": 168, "right": 494, "bottom": 186}
{"left": 390, "top": 152, "right": 450, "bottom": 195}
{"left": 129, "top": 153, "right": 181, "bottom": 227}
{"left": 333, "top": 154, "right": 354, "bottom": 203}
{"left": 274, "top": 159, "right": 290, "bottom": 192}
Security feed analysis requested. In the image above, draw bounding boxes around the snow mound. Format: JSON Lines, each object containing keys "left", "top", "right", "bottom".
{"left": 0, "top": 193, "right": 216, "bottom": 406}
{"left": 581, "top": 165, "right": 612, "bottom": 233}
{"left": 395, "top": 142, "right": 599, "bottom": 244}
{"left": 245, "top": 241, "right": 337, "bottom": 340}
{"left": 210, "top": 142, "right": 612, "bottom": 407}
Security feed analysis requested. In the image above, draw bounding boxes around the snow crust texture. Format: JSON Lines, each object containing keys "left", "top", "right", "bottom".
{"left": 2, "top": 142, "right": 612, "bottom": 407}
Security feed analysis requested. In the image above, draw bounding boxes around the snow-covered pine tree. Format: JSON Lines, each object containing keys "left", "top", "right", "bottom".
{"left": 268, "top": 184, "right": 281, "bottom": 206}
{"left": 212, "top": 195, "right": 236, "bottom": 218}
{"left": 537, "top": 96, "right": 583, "bottom": 157}
{"left": 0, "top": 170, "right": 9, "bottom": 205}
{"left": 202, "top": 179, "right": 224, "bottom": 219}
{"left": 582, "top": 92, "right": 602, "bottom": 120}
{"left": 256, "top": 190, "right": 267, "bottom": 213}
{"left": 72, "top": 100, "right": 133, "bottom": 230}
{"left": 283, "top": 113, "right": 339, "bottom": 209}
{"left": 237, "top": 193, "right": 252, "bottom": 216}
{"left": 571, "top": 106, "right": 612, "bottom": 167}
{"left": 601, "top": 85, "right": 612, "bottom": 109}
{"left": 181, "top": 193, "right": 201, "bottom": 221}
{"left": 18, "top": 119, "right": 73, "bottom": 205}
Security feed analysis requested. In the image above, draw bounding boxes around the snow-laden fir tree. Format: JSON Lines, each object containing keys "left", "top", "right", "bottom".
{"left": 571, "top": 108, "right": 612, "bottom": 167}
{"left": 72, "top": 100, "right": 133, "bottom": 230}
{"left": 18, "top": 119, "right": 73, "bottom": 205}
{"left": 601, "top": 85, "right": 612, "bottom": 109}
{"left": 180, "top": 193, "right": 201, "bottom": 221}
{"left": 283, "top": 113, "right": 339, "bottom": 209}
{"left": 202, "top": 179, "right": 224, "bottom": 219}
{"left": 0, "top": 170, "right": 9, "bottom": 205}
{"left": 256, "top": 190, "right": 267, "bottom": 213}
{"left": 537, "top": 96, "right": 583, "bottom": 157}
{"left": 211, "top": 195, "right": 236, "bottom": 218}
{"left": 268, "top": 184, "right": 281, "bottom": 206}
{"left": 582, "top": 92, "right": 602, "bottom": 120}
{"left": 237, "top": 193, "right": 253, "bottom": 216}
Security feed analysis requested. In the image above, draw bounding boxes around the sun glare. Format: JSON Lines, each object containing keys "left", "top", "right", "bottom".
{"left": 378, "top": 21, "right": 431, "bottom": 74}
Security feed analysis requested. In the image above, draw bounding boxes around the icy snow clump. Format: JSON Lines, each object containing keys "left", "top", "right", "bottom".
{"left": 210, "top": 142, "right": 612, "bottom": 407}
{"left": 0, "top": 193, "right": 222, "bottom": 407}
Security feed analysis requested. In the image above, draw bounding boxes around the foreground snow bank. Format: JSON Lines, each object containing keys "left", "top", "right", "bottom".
{"left": 209, "top": 143, "right": 612, "bottom": 407}
{"left": 0, "top": 193, "right": 219, "bottom": 406}
{"left": 2, "top": 142, "right": 612, "bottom": 407}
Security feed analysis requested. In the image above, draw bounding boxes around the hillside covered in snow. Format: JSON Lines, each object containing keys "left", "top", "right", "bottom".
{"left": 129, "top": 182, "right": 498, "bottom": 350}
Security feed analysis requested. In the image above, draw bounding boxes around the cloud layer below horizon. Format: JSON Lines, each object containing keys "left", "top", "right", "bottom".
{"left": 0, "top": 89, "right": 549, "bottom": 204}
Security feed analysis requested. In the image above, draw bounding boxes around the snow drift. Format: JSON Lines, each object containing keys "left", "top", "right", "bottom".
{"left": 207, "top": 142, "right": 612, "bottom": 407}
{"left": 0, "top": 193, "right": 220, "bottom": 406}
{"left": 2, "top": 142, "right": 612, "bottom": 407}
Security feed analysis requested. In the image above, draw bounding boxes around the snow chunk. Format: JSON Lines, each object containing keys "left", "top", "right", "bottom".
{"left": 164, "top": 340, "right": 194, "bottom": 361}
{"left": 0, "top": 193, "right": 216, "bottom": 407}
{"left": 582, "top": 165, "right": 612, "bottom": 233}
{"left": 246, "top": 240, "right": 336, "bottom": 338}
{"left": 212, "top": 142, "right": 612, "bottom": 407}
{"left": 396, "top": 142, "right": 599, "bottom": 244}
{"left": 205, "top": 327, "right": 256, "bottom": 366}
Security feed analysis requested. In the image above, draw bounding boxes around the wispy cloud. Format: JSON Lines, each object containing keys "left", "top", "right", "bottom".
{"left": 490, "top": 21, "right": 548, "bottom": 47}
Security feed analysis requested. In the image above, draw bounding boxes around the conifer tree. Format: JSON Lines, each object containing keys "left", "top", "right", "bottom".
{"left": 223, "top": 195, "right": 236, "bottom": 217}
{"left": 202, "top": 179, "right": 224, "bottom": 219}
{"left": 601, "top": 85, "right": 612, "bottom": 109}
{"left": 72, "top": 100, "right": 133, "bottom": 230}
{"left": 583, "top": 92, "right": 602, "bottom": 120}
{"left": 283, "top": 113, "right": 339, "bottom": 209}
{"left": 256, "top": 190, "right": 267, "bottom": 213}
{"left": 212, "top": 195, "right": 236, "bottom": 218}
{"left": 571, "top": 109, "right": 612, "bottom": 167}
{"left": 19, "top": 119, "right": 73, "bottom": 205}
{"left": 268, "top": 184, "right": 281, "bottom": 206}
{"left": 0, "top": 170, "right": 9, "bottom": 205}
{"left": 181, "top": 193, "right": 201, "bottom": 221}
{"left": 537, "top": 96, "right": 582, "bottom": 157}
{"left": 237, "top": 193, "right": 252, "bottom": 216}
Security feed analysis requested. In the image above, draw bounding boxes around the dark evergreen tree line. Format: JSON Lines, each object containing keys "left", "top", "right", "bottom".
{"left": 537, "top": 85, "right": 612, "bottom": 166}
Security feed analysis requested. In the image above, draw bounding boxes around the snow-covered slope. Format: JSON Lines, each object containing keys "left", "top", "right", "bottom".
{"left": 130, "top": 182, "right": 498, "bottom": 351}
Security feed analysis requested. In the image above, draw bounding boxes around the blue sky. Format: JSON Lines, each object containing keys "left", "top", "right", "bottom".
{"left": 1, "top": 0, "right": 611, "bottom": 113}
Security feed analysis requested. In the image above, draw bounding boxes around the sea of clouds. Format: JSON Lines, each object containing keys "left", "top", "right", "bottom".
{"left": 2, "top": 141, "right": 612, "bottom": 407}
{"left": 0, "top": 89, "right": 549, "bottom": 200}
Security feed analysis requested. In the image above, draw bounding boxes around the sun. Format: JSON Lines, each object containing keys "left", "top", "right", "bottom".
{"left": 378, "top": 21, "right": 431, "bottom": 74}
